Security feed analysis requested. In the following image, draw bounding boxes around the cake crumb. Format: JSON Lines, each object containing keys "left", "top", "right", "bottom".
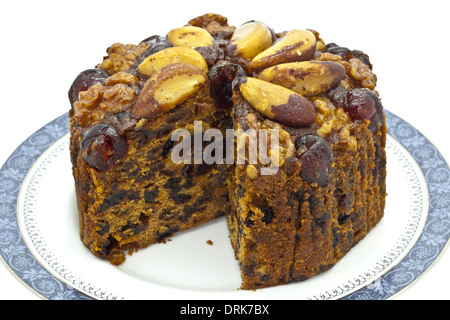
{"left": 206, "top": 240, "right": 213, "bottom": 245}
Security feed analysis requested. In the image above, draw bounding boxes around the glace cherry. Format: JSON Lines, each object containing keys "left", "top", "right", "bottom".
{"left": 80, "top": 124, "right": 128, "bottom": 171}
{"left": 69, "top": 69, "right": 109, "bottom": 106}
{"left": 344, "top": 88, "right": 378, "bottom": 121}
{"left": 209, "top": 62, "right": 246, "bottom": 109}
{"left": 296, "top": 134, "right": 334, "bottom": 187}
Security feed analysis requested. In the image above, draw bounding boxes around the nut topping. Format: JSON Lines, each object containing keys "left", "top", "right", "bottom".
{"left": 348, "top": 58, "right": 377, "bottom": 90}
{"left": 132, "top": 63, "right": 208, "bottom": 119}
{"left": 228, "top": 22, "right": 273, "bottom": 59}
{"left": 97, "top": 42, "right": 151, "bottom": 75}
{"left": 167, "top": 26, "right": 214, "bottom": 48}
{"left": 248, "top": 29, "right": 316, "bottom": 73}
{"left": 137, "top": 46, "right": 208, "bottom": 77}
{"left": 238, "top": 77, "right": 316, "bottom": 128}
{"left": 257, "top": 61, "right": 345, "bottom": 96}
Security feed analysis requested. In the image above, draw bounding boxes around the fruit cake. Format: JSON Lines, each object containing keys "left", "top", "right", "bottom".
{"left": 68, "top": 13, "right": 387, "bottom": 290}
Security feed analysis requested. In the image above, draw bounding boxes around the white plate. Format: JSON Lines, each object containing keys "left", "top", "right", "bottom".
{"left": 16, "top": 131, "right": 429, "bottom": 300}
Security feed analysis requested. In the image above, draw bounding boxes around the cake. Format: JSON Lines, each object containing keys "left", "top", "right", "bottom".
{"left": 68, "top": 13, "right": 387, "bottom": 290}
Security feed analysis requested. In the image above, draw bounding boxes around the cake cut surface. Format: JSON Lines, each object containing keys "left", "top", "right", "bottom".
{"left": 69, "top": 13, "right": 387, "bottom": 289}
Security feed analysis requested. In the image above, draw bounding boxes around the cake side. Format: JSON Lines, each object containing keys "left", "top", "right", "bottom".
{"left": 227, "top": 101, "right": 303, "bottom": 288}
{"left": 228, "top": 88, "right": 387, "bottom": 289}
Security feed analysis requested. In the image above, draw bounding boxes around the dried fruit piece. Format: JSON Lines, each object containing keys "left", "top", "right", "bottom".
{"left": 137, "top": 46, "right": 208, "bottom": 77}
{"left": 140, "top": 35, "right": 170, "bottom": 46}
{"left": 295, "top": 134, "right": 333, "bottom": 186}
{"left": 238, "top": 77, "right": 316, "bottom": 128}
{"left": 228, "top": 22, "right": 273, "bottom": 59}
{"left": 133, "top": 63, "right": 208, "bottom": 119}
{"left": 208, "top": 61, "right": 246, "bottom": 109}
{"left": 80, "top": 123, "right": 128, "bottom": 171}
{"left": 167, "top": 26, "right": 214, "bottom": 48}
{"left": 69, "top": 69, "right": 109, "bottom": 106}
{"left": 327, "top": 45, "right": 351, "bottom": 59}
{"left": 257, "top": 61, "right": 345, "bottom": 96}
{"left": 344, "top": 88, "right": 378, "bottom": 121}
{"left": 248, "top": 29, "right": 316, "bottom": 73}
{"left": 133, "top": 36, "right": 173, "bottom": 64}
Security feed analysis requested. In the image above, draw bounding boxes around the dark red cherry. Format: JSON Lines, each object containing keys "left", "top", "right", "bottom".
{"left": 80, "top": 124, "right": 128, "bottom": 171}
{"left": 327, "top": 45, "right": 351, "bottom": 59}
{"left": 140, "top": 35, "right": 167, "bottom": 45}
{"left": 140, "top": 37, "right": 172, "bottom": 59}
{"left": 326, "top": 85, "right": 347, "bottom": 108}
{"left": 350, "top": 50, "right": 372, "bottom": 69}
{"left": 368, "top": 108, "right": 383, "bottom": 132}
{"left": 344, "top": 88, "right": 377, "bottom": 121}
{"left": 69, "top": 69, "right": 109, "bottom": 105}
{"left": 296, "top": 134, "right": 334, "bottom": 187}
{"left": 129, "top": 36, "right": 172, "bottom": 75}
{"left": 209, "top": 62, "right": 246, "bottom": 109}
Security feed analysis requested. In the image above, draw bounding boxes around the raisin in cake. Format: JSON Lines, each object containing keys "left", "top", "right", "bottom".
{"left": 69, "top": 13, "right": 387, "bottom": 290}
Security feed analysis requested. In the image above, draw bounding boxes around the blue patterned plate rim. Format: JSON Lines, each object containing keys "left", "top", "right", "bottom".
{"left": 0, "top": 110, "right": 449, "bottom": 300}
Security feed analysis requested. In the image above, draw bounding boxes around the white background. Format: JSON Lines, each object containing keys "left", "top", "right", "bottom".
{"left": 1, "top": 0, "right": 449, "bottom": 300}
